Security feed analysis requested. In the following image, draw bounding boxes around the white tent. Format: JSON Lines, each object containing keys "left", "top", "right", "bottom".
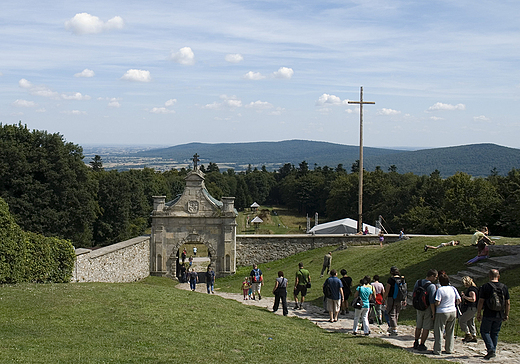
{"left": 308, "top": 218, "right": 378, "bottom": 235}
{"left": 250, "top": 216, "right": 263, "bottom": 224}
{"left": 250, "top": 202, "right": 260, "bottom": 208}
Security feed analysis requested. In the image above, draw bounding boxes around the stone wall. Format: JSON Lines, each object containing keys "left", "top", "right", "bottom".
{"left": 236, "top": 234, "right": 398, "bottom": 266}
{"left": 74, "top": 236, "right": 150, "bottom": 283}
{"left": 74, "top": 234, "right": 398, "bottom": 282}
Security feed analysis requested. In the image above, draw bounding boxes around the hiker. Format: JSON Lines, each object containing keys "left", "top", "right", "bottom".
{"left": 242, "top": 277, "right": 251, "bottom": 300}
{"left": 179, "top": 264, "right": 187, "bottom": 283}
{"left": 193, "top": 246, "right": 197, "bottom": 256}
{"left": 181, "top": 248, "right": 187, "bottom": 264}
{"left": 424, "top": 240, "right": 459, "bottom": 251}
{"left": 476, "top": 269, "right": 510, "bottom": 360}
{"left": 205, "top": 266, "right": 215, "bottom": 294}
{"left": 294, "top": 262, "right": 311, "bottom": 310}
{"left": 250, "top": 264, "right": 263, "bottom": 300}
{"left": 383, "top": 266, "right": 406, "bottom": 336}
{"left": 433, "top": 274, "right": 461, "bottom": 356}
{"left": 471, "top": 226, "right": 495, "bottom": 246}
{"left": 379, "top": 231, "right": 384, "bottom": 248}
{"left": 352, "top": 276, "right": 375, "bottom": 335}
{"left": 188, "top": 268, "right": 198, "bottom": 291}
{"left": 323, "top": 269, "right": 343, "bottom": 322}
{"left": 370, "top": 275, "right": 385, "bottom": 324}
{"left": 466, "top": 240, "right": 489, "bottom": 265}
{"left": 272, "top": 271, "right": 288, "bottom": 316}
{"left": 340, "top": 269, "right": 353, "bottom": 314}
{"left": 459, "top": 275, "right": 479, "bottom": 343}
{"left": 188, "top": 255, "right": 193, "bottom": 267}
{"left": 320, "top": 252, "right": 332, "bottom": 277}
{"left": 412, "top": 269, "right": 438, "bottom": 351}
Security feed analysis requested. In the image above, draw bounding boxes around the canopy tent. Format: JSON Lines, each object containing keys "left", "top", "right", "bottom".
{"left": 250, "top": 202, "right": 260, "bottom": 208}
{"left": 308, "top": 218, "right": 378, "bottom": 235}
{"left": 250, "top": 216, "right": 263, "bottom": 224}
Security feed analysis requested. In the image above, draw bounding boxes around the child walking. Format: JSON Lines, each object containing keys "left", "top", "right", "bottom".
{"left": 242, "top": 277, "right": 251, "bottom": 300}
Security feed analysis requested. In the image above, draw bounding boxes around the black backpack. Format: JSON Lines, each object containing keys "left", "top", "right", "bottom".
{"left": 486, "top": 282, "right": 505, "bottom": 312}
{"left": 393, "top": 276, "right": 407, "bottom": 301}
{"left": 323, "top": 278, "right": 333, "bottom": 299}
{"left": 412, "top": 281, "right": 431, "bottom": 311}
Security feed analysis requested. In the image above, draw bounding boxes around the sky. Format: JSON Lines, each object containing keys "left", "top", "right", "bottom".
{"left": 1, "top": 0, "right": 520, "bottom": 149}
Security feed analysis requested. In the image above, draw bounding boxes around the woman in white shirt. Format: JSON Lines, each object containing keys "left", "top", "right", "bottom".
{"left": 433, "top": 274, "right": 461, "bottom": 355}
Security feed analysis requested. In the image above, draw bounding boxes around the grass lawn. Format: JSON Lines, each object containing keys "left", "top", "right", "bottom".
{"left": 1, "top": 277, "right": 441, "bottom": 364}
{"left": 237, "top": 206, "right": 306, "bottom": 234}
{"left": 217, "top": 235, "right": 520, "bottom": 343}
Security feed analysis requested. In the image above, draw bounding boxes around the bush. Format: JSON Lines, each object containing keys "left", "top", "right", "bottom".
{"left": 0, "top": 197, "right": 75, "bottom": 283}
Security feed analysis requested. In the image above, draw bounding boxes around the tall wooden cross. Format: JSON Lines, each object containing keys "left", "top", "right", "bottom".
{"left": 192, "top": 153, "right": 200, "bottom": 170}
{"left": 348, "top": 87, "right": 375, "bottom": 233}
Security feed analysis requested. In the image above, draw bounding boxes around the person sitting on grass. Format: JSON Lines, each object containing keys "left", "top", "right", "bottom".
{"left": 424, "top": 240, "right": 460, "bottom": 252}
{"left": 466, "top": 240, "right": 489, "bottom": 265}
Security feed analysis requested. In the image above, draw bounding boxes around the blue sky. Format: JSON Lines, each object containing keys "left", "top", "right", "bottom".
{"left": 1, "top": 0, "right": 519, "bottom": 149}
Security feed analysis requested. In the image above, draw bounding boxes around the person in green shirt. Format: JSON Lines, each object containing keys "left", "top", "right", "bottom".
{"left": 294, "top": 262, "right": 311, "bottom": 310}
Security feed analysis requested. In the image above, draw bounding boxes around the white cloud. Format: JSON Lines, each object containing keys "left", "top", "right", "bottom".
{"left": 170, "top": 47, "right": 195, "bottom": 65}
{"left": 203, "top": 102, "right": 220, "bottom": 110}
{"left": 430, "top": 116, "right": 445, "bottom": 121}
{"left": 345, "top": 109, "right": 354, "bottom": 114}
{"left": 273, "top": 67, "right": 294, "bottom": 79}
{"left": 245, "top": 100, "right": 273, "bottom": 109}
{"left": 165, "top": 99, "right": 177, "bottom": 107}
{"left": 61, "top": 92, "right": 91, "bottom": 100}
{"left": 316, "top": 93, "right": 349, "bottom": 106}
{"left": 108, "top": 100, "right": 120, "bottom": 108}
{"left": 65, "top": 13, "right": 124, "bottom": 35}
{"left": 36, "top": 108, "right": 46, "bottom": 113}
{"left": 377, "top": 108, "right": 401, "bottom": 115}
{"left": 13, "top": 99, "right": 37, "bottom": 107}
{"left": 61, "top": 110, "right": 86, "bottom": 115}
{"left": 74, "top": 69, "right": 95, "bottom": 78}
{"left": 150, "top": 107, "right": 175, "bottom": 114}
{"left": 243, "top": 71, "right": 265, "bottom": 80}
{"left": 427, "top": 102, "right": 466, "bottom": 111}
{"left": 18, "top": 79, "right": 60, "bottom": 99}
{"left": 473, "top": 115, "right": 490, "bottom": 121}
{"left": 203, "top": 95, "right": 242, "bottom": 110}
{"left": 225, "top": 54, "right": 244, "bottom": 63}
{"left": 0, "top": 72, "right": 3, "bottom": 76}
{"left": 121, "top": 69, "right": 151, "bottom": 82}
{"left": 269, "top": 107, "right": 285, "bottom": 116}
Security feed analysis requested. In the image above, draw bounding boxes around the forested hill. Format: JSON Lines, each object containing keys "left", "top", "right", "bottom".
{"left": 132, "top": 140, "right": 520, "bottom": 177}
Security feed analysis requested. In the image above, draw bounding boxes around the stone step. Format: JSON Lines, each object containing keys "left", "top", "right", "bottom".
{"left": 465, "top": 265, "right": 492, "bottom": 276}
{"left": 488, "top": 255, "right": 520, "bottom": 267}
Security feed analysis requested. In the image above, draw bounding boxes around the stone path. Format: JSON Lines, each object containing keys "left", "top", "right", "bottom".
{"left": 179, "top": 267, "right": 520, "bottom": 364}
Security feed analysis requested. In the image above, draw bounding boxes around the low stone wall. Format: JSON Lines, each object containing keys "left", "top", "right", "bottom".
{"left": 74, "top": 236, "right": 150, "bottom": 283}
{"left": 236, "top": 234, "right": 399, "bottom": 266}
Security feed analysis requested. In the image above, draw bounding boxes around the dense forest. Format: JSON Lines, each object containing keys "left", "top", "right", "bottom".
{"left": 2, "top": 123, "right": 520, "bottom": 248}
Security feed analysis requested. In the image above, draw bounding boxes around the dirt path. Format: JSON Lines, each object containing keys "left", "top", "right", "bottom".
{"left": 178, "top": 282, "right": 519, "bottom": 364}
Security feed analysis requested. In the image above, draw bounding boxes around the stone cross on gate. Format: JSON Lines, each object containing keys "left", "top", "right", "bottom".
{"left": 348, "top": 87, "right": 375, "bottom": 233}
{"left": 192, "top": 153, "right": 200, "bottom": 170}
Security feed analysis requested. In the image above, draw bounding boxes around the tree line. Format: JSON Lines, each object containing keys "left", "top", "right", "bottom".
{"left": 1, "top": 123, "right": 519, "bottom": 249}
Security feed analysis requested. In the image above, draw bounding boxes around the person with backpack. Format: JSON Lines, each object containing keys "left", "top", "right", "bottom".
{"left": 293, "top": 262, "right": 311, "bottom": 310}
{"left": 339, "top": 269, "right": 353, "bottom": 315}
{"left": 323, "top": 269, "right": 344, "bottom": 322}
{"left": 458, "top": 276, "right": 479, "bottom": 343}
{"left": 370, "top": 275, "right": 385, "bottom": 324}
{"left": 383, "top": 266, "right": 407, "bottom": 336}
{"left": 477, "top": 269, "right": 510, "bottom": 360}
{"left": 433, "top": 274, "right": 461, "bottom": 356}
{"left": 352, "top": 275, "right": 375, "bottom": 335}
{"left": 412, "top": 269, "right": 438, "bottom": 351}
{"left": 250, "top": 264, "right": 263, "bottom": 300}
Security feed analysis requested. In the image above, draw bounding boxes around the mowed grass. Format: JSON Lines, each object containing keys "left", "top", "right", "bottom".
{"left": 237, "top": 206, "right": 307, "bottom": 234}
{"left": 217, "top": 235, "right": 520, "bottom": 343}
{"left": 0, "top": 277, "right": 440, "bottom": 364}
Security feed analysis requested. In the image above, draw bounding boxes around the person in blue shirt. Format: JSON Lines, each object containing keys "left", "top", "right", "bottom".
{"left": 352, "top": 275, "right": 375, "bottom": 335}
{"left": 205, "top": 266, "right": 215, "bottom": 294}
{"left": 323, "top": 269, "right": 343, "bottom": 322}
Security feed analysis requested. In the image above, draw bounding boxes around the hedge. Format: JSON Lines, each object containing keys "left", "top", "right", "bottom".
{"left": 0, "top": 198, "right": 75, "bottom": 283}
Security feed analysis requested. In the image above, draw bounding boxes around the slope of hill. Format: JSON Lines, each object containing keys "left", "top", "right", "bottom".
{"left": 128, "top": 140, "right": 520, "bottom": 176}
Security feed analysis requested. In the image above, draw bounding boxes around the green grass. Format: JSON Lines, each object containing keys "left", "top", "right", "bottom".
{"left": 217, "top": 235, "right": 520, "bottom": 343}
{"left": 237, "top": 206, "right": 306, "bottom": 234}
{"left": 1, "top": 277, "right": 441, "bottom": 364}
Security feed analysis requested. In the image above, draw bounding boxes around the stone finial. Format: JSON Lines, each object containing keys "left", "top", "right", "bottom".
{"left": 153, "top": 196, "right": 166, "bottom": 211}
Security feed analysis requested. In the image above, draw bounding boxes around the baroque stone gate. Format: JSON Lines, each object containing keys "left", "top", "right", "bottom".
{"left": 150, "top": 168, "right": 237, "bottom": 278}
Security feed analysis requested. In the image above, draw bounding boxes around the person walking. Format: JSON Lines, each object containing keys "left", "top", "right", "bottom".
{"left": 459, "top": 276, "right": 479, "bottom": 343}
{"left": 250, "top": 264, "right": 263, "bottom": 300}
{"left": 188, "top": 268, "right": 198, "bottom": 291}
{"left": 205, "top": 266, "right": 215, "bottom": 294}
{"left": 323, "top": 269, "right": 344, "bottom": 322}
{"left": 294, "top": 262, "right": 311, "bottom": 310}
{"left": 272, "top": 271, "right": 288, "bottom": 316}
{"left": 433, "top": 274, "right": 461, "bottom": 356}
{"left": 412, "top": 269, "right": 438, "bottom": 351}
{"left": 370, "top": 275, "right": 385, "bottom": 324}
{"left": 477, "top": 269, "right": 510, "bottom": 360}
{"left": 352, "top": 276, "right": 374, "bottom": 335}
{"left": 320, "top": 252, "right": 332, "bottom": 277}
{"left": 181, "top": 248, "right": 187, "bottom": 264}
{"left": 383, "top": 266, "right": 407, "bottom": 336}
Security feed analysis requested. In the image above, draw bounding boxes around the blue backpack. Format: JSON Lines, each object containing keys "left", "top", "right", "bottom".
{"left": 393, "top": 277, "right": 407, "bottom": 301}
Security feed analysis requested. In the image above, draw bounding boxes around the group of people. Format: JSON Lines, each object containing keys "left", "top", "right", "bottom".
{"left": 412, "top": 268, "right": 510, "bottom": 360}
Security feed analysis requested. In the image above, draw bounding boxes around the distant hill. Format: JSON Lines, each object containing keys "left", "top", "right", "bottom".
{"left": 127, "top": 140, "right": 520, "bottom": 177}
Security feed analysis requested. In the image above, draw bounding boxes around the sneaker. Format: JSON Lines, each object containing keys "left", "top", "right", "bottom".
{"left": 294, "top": 305, "right": 299, "bottom": 310}
{"left": 467, "top": 335, "right": 478, "bottom": 343}
{"left": 364, "top": 332, "right": 370, "bottom": 336}
{"left": 424, "top": 245, "right": 428, "bottom": 252}
{"left": 417, "top": 344, "right": 427, "bottom": 351}
{"left": 299, "top": 304, "right": 303, "bottom": 309}
{"left": 484, "top": 352, "right": 496, "bottom": 360}
{"left": 258, "top": 294, "right": 261, "bottom": 300}
{"left": 462, "top": 333, "right": 473, "bottom": 342}
{"left": 413, "top": 340, "right": 419, "bottom": 349}
{"left": 389, "top": 331, "right": 398, "bottom": 336}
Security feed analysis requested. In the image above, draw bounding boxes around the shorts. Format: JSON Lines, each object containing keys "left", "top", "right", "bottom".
{"left": 416, "top": 308, "right": 434, "bottom": 330}
{"left": 327, "top": 299, "right": 341, "bottom": 313}
{"left": 251, "top": 282, "right": 261, "bottom": 293}
{"left": 294, "top": 285, "right": 308, "bottom": 297}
